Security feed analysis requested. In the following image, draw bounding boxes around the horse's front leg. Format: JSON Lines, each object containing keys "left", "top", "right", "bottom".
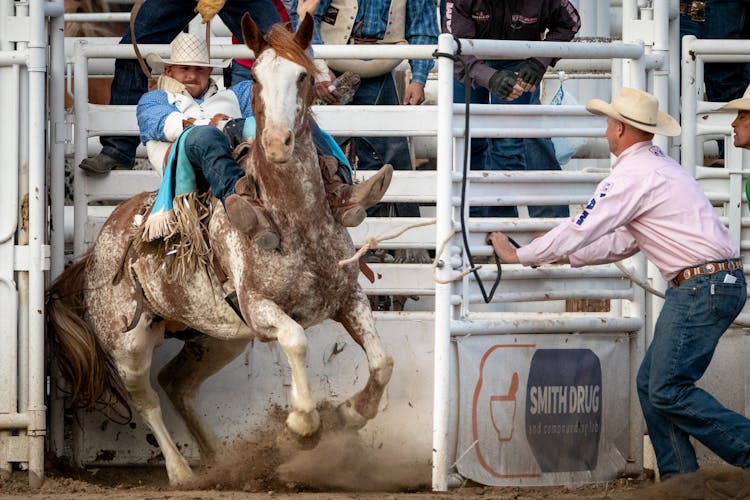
{"left": 242, "top": 294, "right": 320, "bottom": 437}
{"left": 335, "top": 289, "right": 394, "bottom": 429}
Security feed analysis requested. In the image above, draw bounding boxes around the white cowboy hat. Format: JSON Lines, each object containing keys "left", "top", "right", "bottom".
{"left": 146, "top": 32, "right": 230, "bottom": 73}
{"left": 721, "top": 85, "right": 750, "bottom": 111}
{"left": 586, "top": 87, "right": 681, "bottom": 137}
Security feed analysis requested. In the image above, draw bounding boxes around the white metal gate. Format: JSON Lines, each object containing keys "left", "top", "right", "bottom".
{"left": 0, "top": 0, "right": 64, "bottom": 488}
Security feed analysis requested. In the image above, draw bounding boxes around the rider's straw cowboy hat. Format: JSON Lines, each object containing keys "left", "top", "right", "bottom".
{"left": 586, "top": 87, "right": 681, "bottom": 137}
{"left": 721, "top": 85, "right": 750, "bottom": 111}
{"left": 146, "top": 32, "right": 230, "bottom": 73}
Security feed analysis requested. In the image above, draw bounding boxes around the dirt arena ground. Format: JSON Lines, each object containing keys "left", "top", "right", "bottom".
{"left": 2, "top": 406, "right": 747, "bottom": 500}
{"left": 3, "top": 465, "right": 749, "bottom": 500}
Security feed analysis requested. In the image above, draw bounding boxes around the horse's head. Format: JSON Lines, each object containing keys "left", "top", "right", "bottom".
{"left": 241, "top": 13, "right": 316, "bottom": 164}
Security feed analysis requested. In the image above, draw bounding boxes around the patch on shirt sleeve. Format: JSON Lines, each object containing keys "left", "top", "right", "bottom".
{"left": 574, "top": 183, "right": 610, "bottom": 226}
{"left": 649, "top": 145, "right": 665, "bottom": 157}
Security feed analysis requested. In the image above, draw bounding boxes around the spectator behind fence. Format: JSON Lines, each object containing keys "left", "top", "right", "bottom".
{"left": 723, "top": 85, "right": 750, "bottom": 203}
{"left": 443, "top": 0, "right": 580, "bottom": 218}
{"left": 137, "top": 32, "right": 393, "bottom": 248}
{"left": 704, "top": 0, "right": 750, "bottom": 161}
{"left": 228, "top": 0, "right": 291, "bottom": 86}
{"left": 680, "top": 0, "right": 705, "bottom": 42}
{"left": 297, "top": 0, "right": 439, "bottom": 244}
{"left": 78, "top": 0, "right": 282, "bottom": 176}
{"left": 488, "top": 87, "right": 750, "bottom": 485}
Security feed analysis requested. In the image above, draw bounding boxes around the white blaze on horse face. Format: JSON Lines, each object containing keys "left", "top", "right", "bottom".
{"left": 254, "top": 49, "right": 305, "bottom": 163}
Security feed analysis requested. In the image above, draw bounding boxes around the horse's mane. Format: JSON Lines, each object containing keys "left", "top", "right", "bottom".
{"left": 263, "top": 24, "right": 317, "bottom": 83}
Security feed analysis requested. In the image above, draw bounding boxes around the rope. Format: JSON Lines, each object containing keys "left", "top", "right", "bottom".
{"left": 614, "top": 261, "right": 664, "bottom": 298}
{"left": 432, "top": 228, "right": 479, "bottom": 285}
{"left": 338, "top": 219, "right": 494, "bottom": 286}
{"left": 129, "top": 0, "right": 151, "bottom": 80}
{"left": 338, "top": 219, "right": 436, "bottom": 266}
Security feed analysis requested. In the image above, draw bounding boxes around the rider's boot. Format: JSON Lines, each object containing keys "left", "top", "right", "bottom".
{"left": 224, "top": 176, "right": 280, "bottom": 250}
{"left": 319, "top": 156, "right": 393, "bottom": 227}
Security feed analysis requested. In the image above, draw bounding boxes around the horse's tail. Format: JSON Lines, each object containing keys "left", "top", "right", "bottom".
{"left": 46, "top": 254, "right": 132, "bottom": 422}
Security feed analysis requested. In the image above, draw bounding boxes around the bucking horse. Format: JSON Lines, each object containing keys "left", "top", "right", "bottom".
{"left": 46, "top": 12, "right": 393, "bottom": 486}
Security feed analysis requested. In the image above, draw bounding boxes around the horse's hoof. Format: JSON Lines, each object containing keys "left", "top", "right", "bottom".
{"left": 337, "top": 399, "right": 368, "bottom": 429}
{"left": 286, "top": 409, "right": 320, "bottom": 437}
{"left": 167, "top": 466, "right": 195, "bottom": 489}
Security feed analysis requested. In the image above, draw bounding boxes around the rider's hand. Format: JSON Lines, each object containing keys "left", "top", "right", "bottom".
{"left": 209, "top": 113, "right": 231, "bottom": 128}
{"left": 488, "top": 69, "right": 517, "bottom": 99}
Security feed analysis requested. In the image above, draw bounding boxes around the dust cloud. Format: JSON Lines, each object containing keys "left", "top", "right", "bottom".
{"left": 188, "top": 402, "right": 430, "bottom": 493}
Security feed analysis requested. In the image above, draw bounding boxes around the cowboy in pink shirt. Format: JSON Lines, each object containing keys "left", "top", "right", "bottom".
{"left": 489, "top": 87, "right": 750, "bottom": 486}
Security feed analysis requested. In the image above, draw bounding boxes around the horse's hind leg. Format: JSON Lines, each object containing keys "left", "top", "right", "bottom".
{"left": 115, "top": 314, "right": 193, "bottom": 486}
{"left": 158, "top": 335, "right": 250, "bottom": 465}
{"left": 335, "top": 292, "right": 394, "bottom": 429}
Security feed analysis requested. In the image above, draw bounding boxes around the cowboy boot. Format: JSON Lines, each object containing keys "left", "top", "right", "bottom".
{"left": 320, "top": 155, "right": 393, "bottom": 227}
{"left": 224, "top": 176, "right": 280, "bottom": 251}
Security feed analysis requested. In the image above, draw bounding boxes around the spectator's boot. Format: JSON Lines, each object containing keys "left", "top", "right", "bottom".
{"left": 320, "top": 156, "right": 393, "bottom": 227}
{"left": 79, "top": 153, "right": 128, "bottom": 176}
{"left": 224, "top": 176, "right": 280, "bottom": 251}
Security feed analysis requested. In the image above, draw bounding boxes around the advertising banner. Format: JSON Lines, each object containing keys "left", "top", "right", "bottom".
{"left": 456, "top": 334, "right": 631, "bottom": 486}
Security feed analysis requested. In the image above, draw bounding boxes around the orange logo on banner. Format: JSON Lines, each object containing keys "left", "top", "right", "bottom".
{"left": 471, "top": 344, "right": 541, "bottom": 478}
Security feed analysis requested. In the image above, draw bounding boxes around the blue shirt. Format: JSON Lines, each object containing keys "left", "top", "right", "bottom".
{"left": 299, "top": 0, "right": 439, "bottom": 84}
{"left": 137, "top": 80, "right": 253, "bottom": 145}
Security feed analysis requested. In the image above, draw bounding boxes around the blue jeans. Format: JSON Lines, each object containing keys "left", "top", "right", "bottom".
{"left": 637, "top": 269, "right": 750, "bottom": 478}
{"left": 336, "top": 72, "right": 420, "bottom": 218}
{"left": 454, "top": 60, "right": 569, "bottom": 218}
{"left": 184, "top": 126, "right": 244, "bottom": 203}
{"left": 102, "top": 0, "right": 280, "bottom": 166}
{"left": 230, "top": 61, "right": 252, "bottom": 86}
{"left": 186, "top": 121, "right": 347, "bottom": 202}
{"left": 704, "top": 0, "right": 750, "bottom": 104}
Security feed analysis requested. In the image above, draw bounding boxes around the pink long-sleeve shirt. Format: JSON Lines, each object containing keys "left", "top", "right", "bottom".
{"left": 516, "top": 141, "right": 738, "bottom": 281}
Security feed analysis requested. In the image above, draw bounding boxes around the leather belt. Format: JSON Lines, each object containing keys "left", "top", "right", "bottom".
{"left": 671, "top": 258, "right": 743, "bottom": 287}
{"left": 679, "top": 1, "right": 705, "bottom": 22}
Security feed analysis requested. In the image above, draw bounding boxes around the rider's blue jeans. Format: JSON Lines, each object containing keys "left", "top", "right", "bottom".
{"left": 185, "top": 122, "right": 343, "bottom": 202}
{"left": 184, "top": 126, "right": 243, "bottom": 203}
{"left": 101, "top": 0, "right": 280, "bottom": 167}
{"left": 453, "top": 60, "right": 569, "bottom": 219}
{"left": 636, "top": 269, "right": 750, "bottom": 478}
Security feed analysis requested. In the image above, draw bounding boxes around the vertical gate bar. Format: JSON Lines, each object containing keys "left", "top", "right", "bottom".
{"left": 48, "top": 3, "right": 67, "bottom": 458}
{"left": 26, "top": 0, "right": 49, "bottom": 487}
{"left": 0, "top": 0, "right": 20, "bottom": 480}
{"left": 432, "top": 32, "right": 458, "bottom": 492}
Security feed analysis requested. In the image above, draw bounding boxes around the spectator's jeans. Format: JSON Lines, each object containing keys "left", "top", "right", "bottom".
{"left": 704, "top": 0, "right": 750, "bottom": 103}
{"left": 230, "top": 61, "right": 252, "bottom": 86}
{"left": 453, "top": 60, "right": 568, "bottom": 218}
{"left": 636, "top": 269, "right": 750, "bottom": 478}
{"left": 336, "top": 71, "right": 420, "bottom": 217}
{"left": 102, "top": 0, "right": 280, "bottom": 166}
